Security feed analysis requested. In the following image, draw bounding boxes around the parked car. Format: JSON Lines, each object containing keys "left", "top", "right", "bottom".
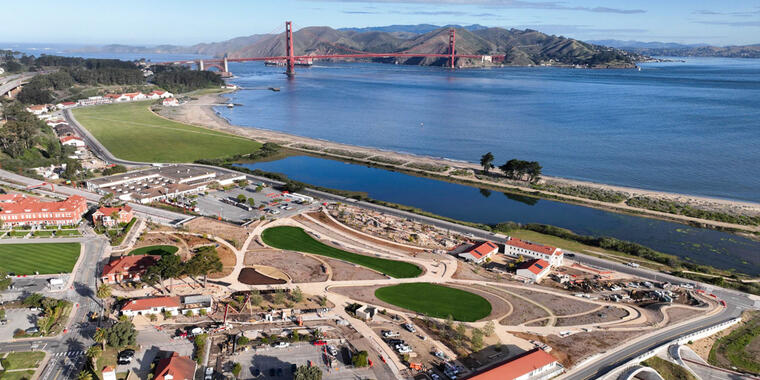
{"left": 402, "top": 323, "right": 416, "bottom": 333}
{"left": 274, "top": 342, "right": 290, "bottom": 348}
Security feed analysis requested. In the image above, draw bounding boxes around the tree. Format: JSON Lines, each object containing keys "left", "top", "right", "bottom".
{"left": 291, "top": 287, "right": 304, "bottom": 303}
{"left": 86, "top": 345, "right": 102, "bottom": 367}
{"left": 352, "top": 350, "right": 369, "bottom": 367}
{"left": 455, "top": 323, "right": 467, "bottom": 343}
{"left": 480, "top": 152, "right": 495, "bottom": 173}
{"left": 247, "top": 198, "right": 256, "bottom": 207}
{"left": 471, "top": 328, "right": 485, "bottom": 351}
{"left": 155, "top": 254, "right": 183, "bottom": 293}
{"left": 273, "top": 289, "right": 286, "bottom": 305}
{"left": 236, "top": 194, "right": 247, "bottom": 203}
{"left": 294, "top": 365, "right": 322, "bottom": 380}
{"left": 249, "top": 290, "right": 263, "bottom": 306}
{"left": 105, "top": 321, "right": 137, "bottom": 348}
{"left": 93, "top": 328, "right": 108, "bottom": 350}
{"left": 96, "top": 283, "right": 112, "bottom": 312}
{"left": 232, "top": 363, "right": 242, "bottom": 377}
{"left": 0, "top": 270, "right": 11, "bottom": 291}
{"left": 76, "top": 370, "right": 93, "bottom": 380}
{"left": 237, "top": 336, "right": 249, "bottom": 346}
{"left": 483, "top": 321, "right": 495, "bottom": 337}
{"left": 187, "top": 246, "right": 222, "bottom": 287}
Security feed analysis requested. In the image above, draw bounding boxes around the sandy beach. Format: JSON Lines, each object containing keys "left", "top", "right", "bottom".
{"left": 157, "top": 91, "right": 760, "bottom": 235}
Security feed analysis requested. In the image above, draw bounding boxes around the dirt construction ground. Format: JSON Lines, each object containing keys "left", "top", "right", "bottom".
{"left": 513, "top": 330, "right": 643, "bottom": 367}
{"left": 245, "top": 249, "right": 328, "bottom": 283}
{"left": 184, "top": 217, "right": 250, "bottom": 249}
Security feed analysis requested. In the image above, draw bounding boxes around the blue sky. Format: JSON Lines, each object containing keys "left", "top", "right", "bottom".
{"left": 1, "top": 0, "right": 758, "bottom": 46}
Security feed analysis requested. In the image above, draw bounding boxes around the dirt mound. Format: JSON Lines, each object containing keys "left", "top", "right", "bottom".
{"left": 238, "top": 267, "right": 286, "bottom": 285}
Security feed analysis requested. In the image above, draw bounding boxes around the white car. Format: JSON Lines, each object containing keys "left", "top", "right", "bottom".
{"left": 327, "top": 346, "right": 338, "bottom": 356}
{"left": 275, "top": 342, "right": 290, "bottom": 348}
{"left": 434, "top": 351, "right": 447, "bottom": 360}
{"left": 403, "top": 323, "right": 416, "bottom": 333}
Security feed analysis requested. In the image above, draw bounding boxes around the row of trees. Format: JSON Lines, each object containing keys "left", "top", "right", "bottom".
{"left": 17, "top": 67, "right": 144, "bottom": 104}
{"left": 480, "top": 152, "right": 543, "bottom": 183}
{"left": 143, "top": 245, "right": 223, "bottom": 290}
{"left": 151, "top": 67, "right": 224, "bottom": 93}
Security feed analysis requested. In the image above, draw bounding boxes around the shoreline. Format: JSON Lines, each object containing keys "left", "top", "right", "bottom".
{"left": 159, "top": 90, "right": 760, "bottom": 236}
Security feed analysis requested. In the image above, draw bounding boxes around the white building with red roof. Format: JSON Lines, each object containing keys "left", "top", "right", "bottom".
{"left": 121, "top": 296, "right": 181, "bottom": 317}
{"left": 101, "top": 255, "right": 160, "bottom": 284}
{"left": 504, "top": 237, "right": 564, "bottom": 267}
{"left": 55, "top": 101, "right": 77, "bottom": 110}
{"left": 516, "top": 259, "right": 552, "bottom": 282}
{"left": 458, "top": 241, "right": 499, "bottom": 264}
{"left": 153, "top": 352, "right": 197, "bottom": 380}
{"left": 26, "top": 105, "right": 48, "bottom": 115}
{"left": 92, "top": 205, "right": 133, "bottom": 227}
{"left": 147, "top": 90, "right": 174, "bottom": 99}
{"left": 0, "top": 195, "right": 87, "bottom": 227}
{"left": 464, "top": 348, "right": 562, "bottom": 380}
{"left": 162, "top": 97, "right": 179, "bottom": 106}
{"left": 60, "top": 135, "right": 86, "bottom": 147}
{"left": 123, "top": 92, "right": 146, "bottom": 101}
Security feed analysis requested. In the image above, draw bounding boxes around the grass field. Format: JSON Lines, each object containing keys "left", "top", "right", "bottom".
{"left": 72, "top": 101, "right": 261, "bottom": 162}
{"left": 642, "top": 357, "right": 697, "bottom": 380}
{"left": 261, "top": 226, "right": 422, "bottom": 278}
{"left": 1, "top": 351, "right": 45, "bottom": 370}
{"left": 0, "top": 370, "right": 36, "bottom": 380}
{"left": 128, "top": 245, "right": 179, "bottom": 256}
{"left": 0, "top": 243, "right": 80, "bottom": 275}
{"left": 375, "top": 283, "right": 492, "bottom": 322}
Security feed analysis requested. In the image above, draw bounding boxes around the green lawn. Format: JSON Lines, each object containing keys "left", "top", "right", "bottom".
{"left": 375, "top": 283, "right": 492, "bottom": 322}
{"left": 128, "top": 245, "right": 179, "bottom": 256}
{"left": 1, "top": 351, "right": 45, "bottom": 370}
{"left": 261, "top": 226, "right": 422, "bottom": 278}
{"left": 0, "top": 370, "right": 36, "bottom": 380}
{"left": 642, "top": 357, "right": 697, "bottom": 380}
{"left": 72, "top": 101, "right": 261, "bottom": 162}
{"left": 0, "top": 243, "right": 81, "bottom": 275}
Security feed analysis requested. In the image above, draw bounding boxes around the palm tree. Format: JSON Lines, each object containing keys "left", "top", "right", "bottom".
{"left": 86, "top": 345, "right": 102, "bottom": 367}
{"left": 96, "top": 283, "right": 112, "bottom": 317}
{"left": 93, "top": 328, "right": 108, "bottom": 350}
{"left": 77, "top": 370, "right": 93, "bottom": 380}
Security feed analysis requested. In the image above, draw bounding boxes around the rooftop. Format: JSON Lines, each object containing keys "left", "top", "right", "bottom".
{"left": 102, "top": 255, "right": 159, "bottom": 277}
{"left": 505, "top": 237, "right": 561, "bottom": 256}
{"left": 0, "top": 195, "right": 87, "bottom": 215}
{"left": 517, "top": 259, "right": 551, "bottom": 275}
{"left": 121, "top": 296, "right": 181, "bottom": 311}
{"left": 465, "top": 348, "right": 558, "bottom": 380}
{"left": 464, "top": 241, "right": 498, "bottom": 259}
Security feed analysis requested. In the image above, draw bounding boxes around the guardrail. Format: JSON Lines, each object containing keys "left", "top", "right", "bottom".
{"left": 604, "top": 317, "right": 742, "bottom": 380}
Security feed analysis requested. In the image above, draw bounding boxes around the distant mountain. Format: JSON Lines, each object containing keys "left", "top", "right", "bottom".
{"left": 588, "top": 40, "right": 760, "bottom": 58}
{"left": 339, "top": 24, "right": 489, "bottom": 34}
{"left": 226, "top": 26, "right": 642, "bottom": 68}
{"left": 70, "top": 25, "right": 646, "bottom": 68}
{"left": 587, "top": 40, "right": 708, "bottom": 49}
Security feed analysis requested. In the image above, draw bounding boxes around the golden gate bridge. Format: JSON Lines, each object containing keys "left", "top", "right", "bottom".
{"left": 158, "top": 21, "right": 506, "bottom": 77}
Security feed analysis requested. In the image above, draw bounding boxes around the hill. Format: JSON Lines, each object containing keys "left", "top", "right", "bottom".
{"left": 589, "top": 40, "right": 760, "bottom": 58}
{"left": 226, "top": 26, "right": 641, "bottom": 68}
{"left": 69, "top": 25, "right": 646, "bottom": 68}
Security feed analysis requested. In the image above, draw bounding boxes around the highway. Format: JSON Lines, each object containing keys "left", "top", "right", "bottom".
{"left": 48, "top": 106, "right": 760, "bottom": 379}
{"left": 0, "top": 72, "right": 34, "bottom": 97}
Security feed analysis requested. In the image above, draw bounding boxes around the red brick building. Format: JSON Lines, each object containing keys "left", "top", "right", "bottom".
{"left": 0, "top": 195, "right": 87, "bottom": 227}
{"left": 153, "top": 352, "right": 196, "bottom": 380}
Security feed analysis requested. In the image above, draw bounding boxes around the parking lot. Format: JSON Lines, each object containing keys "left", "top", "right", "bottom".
{"left": 232, "top": 342, "right": 370, "bottom": 380}
{"left": 116, "top": 327, "right": 194, "bottom": 377}
{"left": 0, "top": 308, "right": 37, "bottom": 341}
{"left": 194, "top": 185, "right": 315, "bottom": 223}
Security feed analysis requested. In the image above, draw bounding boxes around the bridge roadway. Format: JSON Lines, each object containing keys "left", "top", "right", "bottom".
{"left": 0, "top": 72, "right": 35, "bottom": 97}
{"left": 22, "top": 108, "right": 755, "bottom": 379}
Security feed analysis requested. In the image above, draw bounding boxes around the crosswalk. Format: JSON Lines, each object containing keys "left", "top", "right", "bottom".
{"left": 53, "top": 350, "right": 85, "bottom": 357}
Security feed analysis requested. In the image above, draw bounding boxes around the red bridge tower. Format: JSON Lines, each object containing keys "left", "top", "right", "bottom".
{"left": 285, "top": 21, "right": 295, "bottom": 77}
{"left": 449, "top": 29, "right": 456, "bottom": 69}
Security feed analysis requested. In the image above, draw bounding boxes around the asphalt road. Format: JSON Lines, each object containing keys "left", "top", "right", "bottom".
{"left": 0, "top": 237, "right": 107, "bottom": 380}
{"left": 56, "top": 103, "right": 760, "bottom": 379}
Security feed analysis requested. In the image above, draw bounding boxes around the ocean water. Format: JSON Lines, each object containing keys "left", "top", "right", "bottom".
{"left": 218, "top": 58, "right": 760, "bottom": 202}
{"left": 238, "top": 156, "right": 760, "bottom": 275}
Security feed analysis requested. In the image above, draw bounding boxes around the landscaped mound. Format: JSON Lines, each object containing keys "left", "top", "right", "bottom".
{"left": 238, "top": 267, "right": 287, "bottom": 285}
{"left": 128, "top": 245, "right": 179, "bottom": 256}
{"left": 375, "top": 283, "right": 492, "bottom": 322}
{"left": 0, "top": 243, "right": 81, "bottom": 275}
{"left": 261, "top": 226, "right": 422, "bottom": 278}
